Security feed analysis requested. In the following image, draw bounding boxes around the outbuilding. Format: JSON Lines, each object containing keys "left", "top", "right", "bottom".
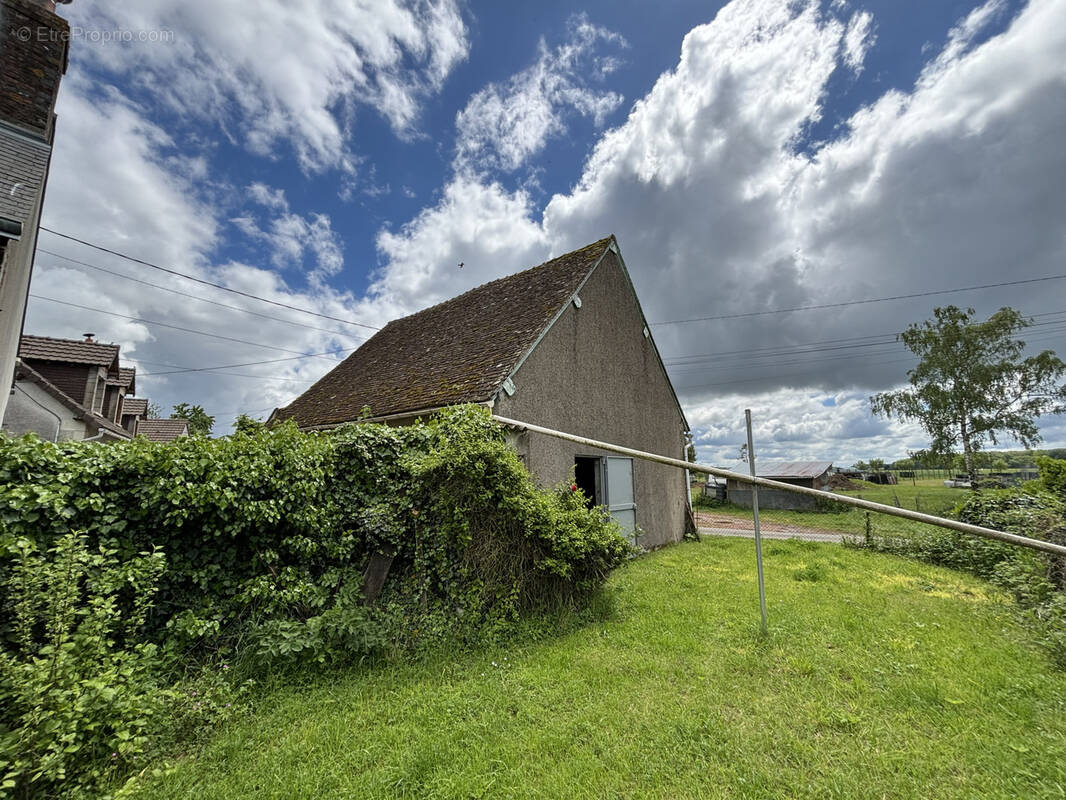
{"left": 270, "top": 236, "right": 692, "bottom": 549}
{"left": 726, "top": 461, "right": 834, "bottom": 510}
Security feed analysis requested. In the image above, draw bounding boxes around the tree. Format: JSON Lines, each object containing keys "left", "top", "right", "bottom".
{"left": 146, "top": 402, "right": 163, "bottom": 419}
{"left": 170, "top": 402, "right": 215, "bottom": 436}
{"left": 233, "top": 414, "right": 265, "bottom": 435}
{"left": 871, "top": 306, "right": 1066, "bottom": 484}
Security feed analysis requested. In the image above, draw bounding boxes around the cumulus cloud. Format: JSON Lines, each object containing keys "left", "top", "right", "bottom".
{"left": 66, "top": 0, "right": 469, "bottom": 172}
{"left": 28, "top": 0, "right": 1066, "bottom": 458}
{"left": 27, "top": 81, "right": 369, "bottom": 426}
{"left": 361, "top": 0, "right": 1066, "bottom": 460}
{"left": 455, "top": 14, "right": 626, "bottom": 173}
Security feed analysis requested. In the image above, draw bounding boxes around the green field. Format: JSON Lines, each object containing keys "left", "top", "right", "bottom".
{"left": 132, "top": 539, "right": 1066, "bottom": 800}
{"left": 694, "top": 478, "right": 967, "bottom": 537}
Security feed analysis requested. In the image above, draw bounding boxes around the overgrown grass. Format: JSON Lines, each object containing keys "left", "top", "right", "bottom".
{"left": 132, "top": 540, "right": 1066, "bottom": 799}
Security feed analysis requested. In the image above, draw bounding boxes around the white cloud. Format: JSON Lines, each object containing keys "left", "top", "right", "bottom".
{"left": 27, "top": 80, "right": 368, "bottom": 427}
{"left": 372, "top": 176, "right": 549, "bottom": 314}
{"left": 67, "top": 0, "right": 469, "bottom": 172}
{"left": 363, "top": 0, "right": 1066, "bottom": 460}
{"left": 454, "top": 14, "right": 626, "bottom": 173}
{"left": 842, "top": 11, "right": 874, "bottom": 74}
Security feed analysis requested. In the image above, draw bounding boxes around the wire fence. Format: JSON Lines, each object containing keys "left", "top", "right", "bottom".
{"left": 692, "top": 476, "right": 966, "bottom": 546}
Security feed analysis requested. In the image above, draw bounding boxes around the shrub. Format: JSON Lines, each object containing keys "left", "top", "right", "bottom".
{"left": 0, "top": 406, "right": 630, "bottom": 791}
{"left": 0, "top": 533, "right": 168, "bottom": 798}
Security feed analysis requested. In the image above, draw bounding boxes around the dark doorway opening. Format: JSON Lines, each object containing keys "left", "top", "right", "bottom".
{"left": 574, "top": 456, "right": 601, "bottom": 509}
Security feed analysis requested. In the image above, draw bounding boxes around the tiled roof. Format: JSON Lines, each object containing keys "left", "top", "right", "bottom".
{"left": 273, "top": 237, "right": 614, "bottom": 427}
{"left": 19, "top": 335, "right": 120, "bottom": 368}
{"left": 136, "top": 418, "right": 189, "bottom": 442}
{"left": 116, "top": 367, "right": 136, "bottom": 387}
{"left": 121, "top": 397, "right": 148, "bottom": 418}
{"left": 12, "top": 359, "right": 131, "bottom": 439}
{"left": 0, "top": 124, "right": 50, "bottom": 233}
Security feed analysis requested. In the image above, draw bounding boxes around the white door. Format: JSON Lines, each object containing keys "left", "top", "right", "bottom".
{"left": 606, "top": 457, "right": 637, "bottom": 544}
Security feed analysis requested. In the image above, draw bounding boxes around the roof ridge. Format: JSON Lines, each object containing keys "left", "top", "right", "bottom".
{"left": 21, "top": 333, "right": 119, "bottom": 348}
{"left": 394, "top": 236, "right": 613, "bottom": 326}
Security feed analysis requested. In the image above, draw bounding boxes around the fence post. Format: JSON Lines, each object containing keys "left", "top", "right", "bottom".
{"left": 745, "top": 409, "right": 768, "bottom": 635}
{"left": 864, "top": 511, "right": 871, "bottom": 545}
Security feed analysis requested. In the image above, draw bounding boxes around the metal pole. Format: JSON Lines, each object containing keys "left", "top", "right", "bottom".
{"left": 490, "top": 415, "right": 1066, "bottom": 558}
{"left": 745, "top": 409, "right": 768, "bottom": 635}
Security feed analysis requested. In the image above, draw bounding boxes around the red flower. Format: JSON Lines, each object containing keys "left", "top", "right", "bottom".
{"left": 570, "top": 484, "right": 578, "bottom": 492}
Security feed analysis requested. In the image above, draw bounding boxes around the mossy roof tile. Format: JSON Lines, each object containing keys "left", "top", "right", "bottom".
{"left": 273, "top": 237, "right": 613, "bottom": 426}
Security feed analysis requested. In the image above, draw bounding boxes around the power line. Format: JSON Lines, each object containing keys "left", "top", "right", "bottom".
{"left": 136, "top": 349, "right": 353, "bottom": 376}
{"left": 30, "top": 295, "right": 342, "bottom": 359}
{"left": 37, "top": 248, "right": 366, "bottom": 341}
{"left": 651, "top": 274, "right": 1066, "bottom": 326}
{"left": 141, "top": 370, "right": 314, "bottom": 384}
{"left": 38, "top": 228, "right": 380, "bottom": 331}
{"left": 663, "top": 310, "right": 1066, "bottom": 368}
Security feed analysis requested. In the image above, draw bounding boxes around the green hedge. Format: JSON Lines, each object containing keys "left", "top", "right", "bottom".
{"left": 1, "top": 406, "right": 629, "bottom": 654}
{"left": 0, "top": 406, "right": 629, "bottom": 797}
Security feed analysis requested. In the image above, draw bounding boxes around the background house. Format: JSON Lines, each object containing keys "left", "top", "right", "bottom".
{"left": 3, "top": 333, "right": 172, "bottom": 442}
{"left": 272, "top": 236, "right": 692, "bottom": 548}
{"left": 726, "top": 461, "right": 833, "bottom": 510}
{"left": 0, "top": 0, "right": 70, "bottom": 424}
{"left": 135, "top": 418, "right": 189, "bottom": 442}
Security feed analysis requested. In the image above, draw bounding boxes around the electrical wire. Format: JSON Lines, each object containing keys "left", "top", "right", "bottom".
{"left": 37, "top": 248, "right": 367, "bottom": 341}
{"left": 652, "top": 275, "right": 1066, "bottom": 326}
{"left": 29, "top": 294, "right": 342, "bottom": 359}
{"left": 38, "top": 227, "right": 380, "bottom": 330}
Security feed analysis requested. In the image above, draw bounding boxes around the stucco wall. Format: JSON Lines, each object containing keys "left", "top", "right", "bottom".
{"left": 0, "top": 230, "right": 40, "bottom": 423}
{"left": 2, "top": 381, "right": 87, "bottom": 441}
{"left": 494, "top": 249, "right": 689, "bottom": 549}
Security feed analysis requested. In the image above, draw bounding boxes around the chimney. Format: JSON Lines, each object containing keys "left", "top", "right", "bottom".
{"left": 0, "top": 0, "right": 71, "bottom": 142}
{"left": 83, "top": 333, "right": 95, "bottom": 343}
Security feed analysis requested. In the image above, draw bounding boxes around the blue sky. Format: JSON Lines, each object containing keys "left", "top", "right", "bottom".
{"left": 25, "top": 0, "right": 1066, "bottom": 465}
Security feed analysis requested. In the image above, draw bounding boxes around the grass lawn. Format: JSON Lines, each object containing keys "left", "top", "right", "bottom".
{"left": 133, "top": 540, "right": 1066, "bottom": 799}
{"left": 837, "top": 478, "right": 967, "bottom": 516}
{"left": 692, "top": 478, "right": 969, "bottom": 538}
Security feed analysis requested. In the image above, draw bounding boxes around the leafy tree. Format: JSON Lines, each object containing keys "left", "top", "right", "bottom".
{"left": 871, "top": 306, "right": 1066, "bottom": 483}
{"left": 868, "top": 458, "right": 886, "bottom": 472}
{"left": 146, "top": 401, "right": 163, "bottom": 419}
{"left": 233, "top": 414, "right": 266, "bottom": 435}
{"left": 171, "top": 402, "right": 215, "bottom": 436}
{"left": 853, "top": 460, "right": 869, "bottom": 472}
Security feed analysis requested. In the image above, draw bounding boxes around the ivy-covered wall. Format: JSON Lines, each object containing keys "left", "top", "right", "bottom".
{"left": 0, "top": 405, "right": 630, "bottom": 659}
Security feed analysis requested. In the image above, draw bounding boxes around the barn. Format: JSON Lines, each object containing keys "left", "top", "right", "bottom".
{"left": 726, "top": 461, "right": 834, "bottom": 510}
{"left": 270, "top": 236, "right": 692, "bottom": 549}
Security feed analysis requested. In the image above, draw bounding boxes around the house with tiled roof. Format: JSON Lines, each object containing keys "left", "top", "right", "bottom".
{"left": 3, "top": 332, "right": 176, "bottom": 443}
{"left": 135, "top": 418, "right": 189, "bottom": 442}
{"left": 0, "top": 0, "right": 70, "bottom": 424}
{"left": 271, "top": 236, "right": 692, "bottom": 549}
